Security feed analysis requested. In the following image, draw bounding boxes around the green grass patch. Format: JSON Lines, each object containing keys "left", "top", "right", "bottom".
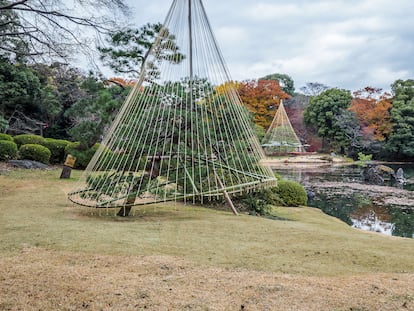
{"left": 1, "top": 168, "right": 413, "bottom": 276}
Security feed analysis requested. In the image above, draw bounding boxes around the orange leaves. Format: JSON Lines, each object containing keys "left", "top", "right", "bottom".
{"left": 353, "top": 86, "right": 391, "bottom": 101}
{"left": 350, "top": 87, "right": 392, "bottom": 141}
{"left": 106, "top": 77, "right": 137, "bottom": 88}
{"left": 238, "top": 79, "right": 290, "bottom": 129}
{"left": 215, "top": 81, "right": 240, "bottom": 95}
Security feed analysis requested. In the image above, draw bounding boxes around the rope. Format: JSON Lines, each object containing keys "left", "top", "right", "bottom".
{"left": 68, "top": 0, "right": 277, "bottom": 209}
{"left": 262, "top": 100, "right": 305, "bottom": 154}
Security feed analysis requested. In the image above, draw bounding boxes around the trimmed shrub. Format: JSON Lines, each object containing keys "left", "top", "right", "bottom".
{"left": 276, "top": 180, "right": 308, "bottom": 207}
{"left": 0, "top": 140, "right": 18, "bottom": 160}
{"left": 13, "top": 134, "right": 45, "bottom": 147}
{"left": 42, "top": 138, "right": 71, "bottom": 164}
{"left": 19, "top": 144, "right": 51, "bottom": 164}
{"left": 0, "top": 133, "right": 13, "bottom": 141}
{"left": 64, "top": 142, "right": 100, "bottom": 169}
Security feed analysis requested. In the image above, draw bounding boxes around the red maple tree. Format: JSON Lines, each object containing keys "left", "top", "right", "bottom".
{"left": 350, "top": 87, "right": 392, "bottom": 141}
{"left": 238, "top": 79, "right": 290, "bottom": 130}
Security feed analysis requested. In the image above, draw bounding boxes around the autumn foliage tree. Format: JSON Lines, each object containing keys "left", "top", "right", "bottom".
{"left": 215, "top": 81, "right": 240, "bottom": 96}
{"left": 238, "top": 79, "right": 290, "bottom": 130}
{"left": 284, "top": 95, "right": 323, "bottom": 152}
{"left": 349, "top": 87, "right": 392, "bottom": 142}
{"left": 260, "top": 73, "right": 295, "bottom": 96}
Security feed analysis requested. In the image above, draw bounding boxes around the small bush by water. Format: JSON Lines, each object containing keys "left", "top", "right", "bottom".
{"left": 236, "top": 181, "right": 307, "bottom": 215}
{"left": 277, "top": 180, "right": 308, "bottom": 206}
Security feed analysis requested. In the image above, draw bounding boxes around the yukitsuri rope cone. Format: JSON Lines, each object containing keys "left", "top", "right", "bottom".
{"left": 68, "top": 0, "right": 277, "bottom": 216}
{"left": 261, "top": 100, "right": 305, "bottom": 155}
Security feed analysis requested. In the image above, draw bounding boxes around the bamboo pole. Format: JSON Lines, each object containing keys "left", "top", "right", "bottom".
{"left": 214, "top": 171, "right": 238, "bottom": 215}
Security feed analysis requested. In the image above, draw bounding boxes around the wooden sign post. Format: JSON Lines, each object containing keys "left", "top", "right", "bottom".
{"left": 60, "top": 154, "right": 76, "bottom": 179}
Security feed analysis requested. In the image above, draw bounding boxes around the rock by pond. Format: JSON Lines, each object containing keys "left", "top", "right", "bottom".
{"left": 361, "top": 164, "right": 406, "bottom": 186}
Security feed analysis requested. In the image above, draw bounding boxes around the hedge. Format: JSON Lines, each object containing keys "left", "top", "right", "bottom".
{"left": 64, "top": 142, "right": 100, "bottom": 169}
{"left": 0, "top": 133, "right": 13, "bottom": 141}
{"left": 19, "top": 144, "right": 51, "bottom": 164}
{"left": 42, "top": 138, "right": 71, "bottom": 164}
{"left": 0, "top": 140, "right": 18, "bottom": 160}
{"left": 13, "top": 134, "right": 45, "bottom": 147}
{"left": 276, "top": 180, "right": 308, "bottom": 207}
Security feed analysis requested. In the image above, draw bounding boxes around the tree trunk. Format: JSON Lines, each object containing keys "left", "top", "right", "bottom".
{"left": 117, "top": 158, "right": 162, "bottom": 217}
{"left": 117, "top": 205, "right": 132, "bottom": 217}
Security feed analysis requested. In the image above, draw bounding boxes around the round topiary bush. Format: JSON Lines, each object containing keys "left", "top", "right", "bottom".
{"left": 13, "top": 134, "right": 46, "bottom": 147}
{"left": 19, "top": 144, "right": 51, "bottom": 164}
{"left": 42, "top": 138, "right": 71, "bottom": 164}
{"left": 0, "top": 133, "right": 13, "bottom": 141}
{"left": 0, "top": 140, "right": 18, "bottom": 160}
{"left": 64, "top": 142, "right": 100, "bottom": 169}
{"left": 276, "top": 180, "right": 308, "bottom": 207}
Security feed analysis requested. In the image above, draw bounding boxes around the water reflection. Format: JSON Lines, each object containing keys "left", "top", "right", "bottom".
{"left": 275, "top": 164, "right": 414, "bottom": 238}
{"left": 351, "top": 204, "right": 394, "bottom": 236}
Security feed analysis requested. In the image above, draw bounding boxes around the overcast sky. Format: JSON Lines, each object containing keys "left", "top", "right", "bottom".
{"left": 124, "top": 0, "right": 414, "bottom": 92}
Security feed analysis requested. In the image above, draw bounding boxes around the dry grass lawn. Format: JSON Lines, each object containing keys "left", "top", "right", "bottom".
{"left": 0, "top": 167, "right": 413, "bottom": 310}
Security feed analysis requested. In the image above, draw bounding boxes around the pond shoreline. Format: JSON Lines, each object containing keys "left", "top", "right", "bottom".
{"left": 262, "top": 154, "right": 414, "bottom": 168}
{"left": 272, "top": 159, "right": 414, "bottom": 238}
{"left": 261, "top": 154, "right": 351, "bottom": 167}
{"left": 265, "top": 157, "right": 414, "bottom": 209}
{"left": 305, "top": 181, "right": 414, "bottom": 209}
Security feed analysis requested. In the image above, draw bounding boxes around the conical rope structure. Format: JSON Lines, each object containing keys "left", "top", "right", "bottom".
{"left": 68, "top": 0, "right": 277, "bottom": 215}
{"left": 262, "top": 100, "right": 305, "bottom": 155}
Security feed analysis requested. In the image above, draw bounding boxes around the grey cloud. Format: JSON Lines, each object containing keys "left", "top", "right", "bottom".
{"left": 125, "top": 0, "right": 414, "bottom": 91}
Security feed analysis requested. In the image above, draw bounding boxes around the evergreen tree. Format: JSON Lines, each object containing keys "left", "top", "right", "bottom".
{"left": 384, "top": 79, "right": 414, "bottom": 159}
{"left": 303, "top": 88, "right": 355, "bottom": 154}
{"left": 386, "top": 102, "right": 414, "bottom": 158}
{"left": 98, "top": 23, "right": 185, "bottom": 78}
{"left": 65, "top": 74, "right": 129, "bottom": 149}
{"left": 0, "top": 57, "right": 43, "bottom": 134}
{"left": 260, "top": 73, "right": 295, "bottom": 96}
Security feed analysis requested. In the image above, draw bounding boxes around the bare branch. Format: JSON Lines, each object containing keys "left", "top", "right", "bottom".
{"left": 0, "top": 44, "right": 42, "bottom": 56}
{"left": 0, "top": 0, "right": 129, "bottom": 62}
{"left": 15, "top": 5, "right": 111, "bottom": 31}
{"left": 0, "top": 0, "right": 29, "bottom": 11}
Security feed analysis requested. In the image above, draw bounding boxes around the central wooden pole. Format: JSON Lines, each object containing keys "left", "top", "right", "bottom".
{"left": 188, "top": 0, "right": 193, "bottom": 81}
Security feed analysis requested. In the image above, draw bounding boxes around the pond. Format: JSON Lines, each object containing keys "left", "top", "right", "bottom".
{"left": 274, "top": 163, "right": 414, "bottom": 238}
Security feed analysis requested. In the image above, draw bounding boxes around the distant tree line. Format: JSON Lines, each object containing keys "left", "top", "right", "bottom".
{"left": 238, "top": 75, "right": 414, "bottom": 161}
{"left": 0, "top": 0, "right": 413, "bottom": 161}
{"left": 302, "top": 82, "right": 414, "bottom": 160}
{"left": 2, "top": 51, "right": 413, "bottom": 161}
